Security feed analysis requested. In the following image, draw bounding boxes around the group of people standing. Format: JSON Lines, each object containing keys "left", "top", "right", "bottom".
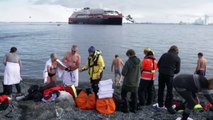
{"left": 43, "top": 45, "right": 104, "bottom": 96}
{"left": 116, "top": 45, "right": 213, "bottom": 120}
{"left": 1, "top": 45, "right": 213, "bottom": 120}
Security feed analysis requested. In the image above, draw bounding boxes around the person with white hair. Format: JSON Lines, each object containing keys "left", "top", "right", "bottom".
{"left": 63, "top": 45, "right": 81, "bottom": 87}
{"left": 43, "top": 53, "right": 58, "bottom": 85}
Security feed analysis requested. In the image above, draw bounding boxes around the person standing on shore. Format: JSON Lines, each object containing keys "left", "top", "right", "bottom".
{"left": 63, "top": 45, "right": 81, "bottom": 87}
{"left": 111, "top": 54, "right": 124, "bottom": 86}
{"left": 3, "top": 47, "right": 22, "bottom": 96}
{"left": 157, "top": 45, "right": 181, "bottom": 114}
{"left": 43, "top": 53, "right": 58, "bottom": 85}
{"left": 173, "top": 74, "right": 213, "bottom": 120}
{"left": 138, "top": 51, "right": 158, "bottom": 106}
{"left": 195, "top": 52, "right": 207, "bottom": 76}
{"left": 143, "top": 48, "right": 151, "bottom": 55}
{"left": 121, "top": 49, "right": 141, "bottom": 113}
{"left": 143, "top": 47, "right": 157, "bottom": 103}
{"left": 80, "top": 46, "right": 105, "bottom": 96}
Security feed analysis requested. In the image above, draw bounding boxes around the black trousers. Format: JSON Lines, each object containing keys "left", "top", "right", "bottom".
{"left": 90, "top": 79, "right": 100, "bottom": 96}
{"left": 3, "top": 83, "right": 21, "bottom": 95}
{"left": 121, "top": 86, "right": 137, "bottom": 112}
{"left": 157, "top": 73, "right": 174, "bottom": 107}
{"left": 138, "top": 79, "right": 154, "bottom": 106}
{"left": 90, "top": 72, "right": 103, "bottom": 96}
{"left": 176, "top": 90, "right": 196, "bottom": 120}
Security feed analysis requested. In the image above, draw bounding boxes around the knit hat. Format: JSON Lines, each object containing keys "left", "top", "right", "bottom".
{"left": 88, "top": 46, "right": 95, "bottom": 53}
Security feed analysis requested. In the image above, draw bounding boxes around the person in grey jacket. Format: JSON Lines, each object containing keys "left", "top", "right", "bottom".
{"left": 121, "top": 49, "right": 141, "bottom": 113}
{"left": 174, "top": 74, "right": 213, "bottom": 120}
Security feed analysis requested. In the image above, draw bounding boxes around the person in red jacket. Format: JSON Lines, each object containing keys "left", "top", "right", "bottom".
{"left": 138, "top": 51, "right": 158, "bottom": 106}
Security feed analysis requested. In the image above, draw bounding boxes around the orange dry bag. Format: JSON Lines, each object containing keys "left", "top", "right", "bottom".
{"left": 75, "top": 90, "right": 96, "bottom": 110}
{"left": 96, "top": 98, "right": 116, "bottom": 114}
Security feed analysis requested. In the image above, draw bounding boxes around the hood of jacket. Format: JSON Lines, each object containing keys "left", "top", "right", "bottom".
{"left": 129, "top": 56, "right": 140, "bottom": 67}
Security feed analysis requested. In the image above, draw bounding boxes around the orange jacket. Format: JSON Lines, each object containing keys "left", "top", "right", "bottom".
{"left": 141, "top": 57, "right": 158, "bottom": 80}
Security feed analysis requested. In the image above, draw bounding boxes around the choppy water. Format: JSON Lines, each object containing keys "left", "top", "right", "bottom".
{"left": 1, "top": 22, "right": 213, "bottom": 82}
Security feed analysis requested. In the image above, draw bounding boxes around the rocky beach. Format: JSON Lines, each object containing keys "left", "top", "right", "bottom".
{"left": 0, "top": 77, "right": 212, "bottom": 120}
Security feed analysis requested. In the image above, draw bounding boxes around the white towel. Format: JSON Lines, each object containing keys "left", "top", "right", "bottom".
{"left": 99, "top": 79, "right": 113, "bottom": 86}
{"left": 4, "top": 62, "right": 22, "bottom": 85}
{"left": 98, "top": 93, "right": 113, "bottom": 99}
{"left": 43, "top": 59, "right": 52, "bottom": 83}
{"left": 99, "top": 84, "right": 112, "bottom": 90}
{"left": 98, "top": 89, "right": 114, "bottom": 94}
{"left": 62, "top": 69, "right": 79, "bottom": 87}
{"left": 56, "top": 59, "right": 67, "bottom": 68}
{"left": 99, "top": 88, "right": 114, "bottom": 92}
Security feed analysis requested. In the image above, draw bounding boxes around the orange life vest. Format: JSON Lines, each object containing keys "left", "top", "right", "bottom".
{"left": 141, "top": 57, "right": 158, "bottom": 80}
{"left": 43, "top": 85, "right": 64, "bottom": 96}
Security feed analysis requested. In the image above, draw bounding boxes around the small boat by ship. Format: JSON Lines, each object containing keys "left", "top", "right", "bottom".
{"left": 68, "top": 7, "right": 123, "bottom": 25}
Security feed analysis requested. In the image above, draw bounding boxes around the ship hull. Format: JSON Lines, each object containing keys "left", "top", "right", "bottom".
{"left": 68, "top": 17, "right": 122, "bottom": 25}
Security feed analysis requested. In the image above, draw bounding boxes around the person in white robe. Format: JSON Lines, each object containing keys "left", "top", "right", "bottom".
{"left": 3, "top": 47, "right": 22, "bottom": 96}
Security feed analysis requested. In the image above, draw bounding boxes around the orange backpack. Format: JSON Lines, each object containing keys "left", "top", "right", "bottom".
{"left": 96, "top": 98, "right": 116, "bottom": 114}
{"left": 75, "top": 90, "right": 96, "bottom": 110}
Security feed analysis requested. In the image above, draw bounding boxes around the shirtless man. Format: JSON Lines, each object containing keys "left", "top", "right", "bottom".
{"left": 63, "top": 45, "right": 81, "bottom": 87}
{"left": 111, "top": 54, "right": 124, "bottom": 86}
{"left": 195, "top": 52, "right": 207, "bottom": 76}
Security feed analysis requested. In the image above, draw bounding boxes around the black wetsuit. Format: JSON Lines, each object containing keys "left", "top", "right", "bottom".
{"left": 173, "top": 74, "right": 213, "bottom": 120}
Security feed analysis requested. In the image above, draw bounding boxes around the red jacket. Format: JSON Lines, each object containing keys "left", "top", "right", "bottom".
{"left": 141, "top": 56, "right": 158, "bottom": 80}
{"left": 0, "top": 95, "right": 10, "bottom": 104}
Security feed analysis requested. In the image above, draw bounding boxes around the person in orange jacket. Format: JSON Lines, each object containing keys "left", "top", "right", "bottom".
{"left": 138, "top": 51, "right": 158, "bottom": 106}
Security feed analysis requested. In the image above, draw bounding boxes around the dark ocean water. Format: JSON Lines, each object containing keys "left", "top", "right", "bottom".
{"left": 1, "top": 22, "right": 213, "bottom": 83}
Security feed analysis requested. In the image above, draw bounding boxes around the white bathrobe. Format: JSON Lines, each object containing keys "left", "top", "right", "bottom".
{"left": 4, "top": 62, "right": 22, "bottom": 85}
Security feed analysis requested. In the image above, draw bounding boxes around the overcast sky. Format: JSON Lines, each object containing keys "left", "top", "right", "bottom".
{"left": 0, "top": 0, "right": 213, "bottom": 23}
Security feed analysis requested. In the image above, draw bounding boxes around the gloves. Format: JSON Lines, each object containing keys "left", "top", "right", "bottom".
{"left": 65, "top": 67, "right": 71, "bottom": 72}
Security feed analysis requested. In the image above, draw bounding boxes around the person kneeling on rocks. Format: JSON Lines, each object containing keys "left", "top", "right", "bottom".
{"left": 174, "top": 74, "right": 213, "bottom": 120}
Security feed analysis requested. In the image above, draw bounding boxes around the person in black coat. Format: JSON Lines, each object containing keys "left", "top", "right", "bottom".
{"left": 157, "top": 45, "right": 181, "bottom": 114}
{"left": 174, "top": 74, "right": 213, "bottom": 120}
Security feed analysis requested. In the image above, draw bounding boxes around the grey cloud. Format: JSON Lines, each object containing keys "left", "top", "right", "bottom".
{"left": 30, "top": 0, "right": 213, "bottom": 9}
{"left": 29, "top": 0, "right": 213, "bottom": 21}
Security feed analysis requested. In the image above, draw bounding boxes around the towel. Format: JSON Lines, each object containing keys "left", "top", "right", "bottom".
{"left": 99, "top": 79, "right": 113, "bottom": 86}
{"left": 99, "top": 85, "right": 113, "bottom": 92}
{"left": 56, "top": 59, "right": 67, "bottom": 78}
{"left": 62, "top": 69, "right": 79, "bottom": 87}
{"left": 98, "top": 93, "right": 113, "bottom": 99}
{"left": 4, "top": 62, "right": 22, "bottom": 85}
{"left": 43, "top": 59, "right": 52, "bottom": 83}
{"left": 98, "top": 89, "right": 114, "bottom": 94}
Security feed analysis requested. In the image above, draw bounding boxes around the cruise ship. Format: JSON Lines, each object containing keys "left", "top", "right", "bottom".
{"left": 68, "top": 7, "right": 123, "bottom": 25}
